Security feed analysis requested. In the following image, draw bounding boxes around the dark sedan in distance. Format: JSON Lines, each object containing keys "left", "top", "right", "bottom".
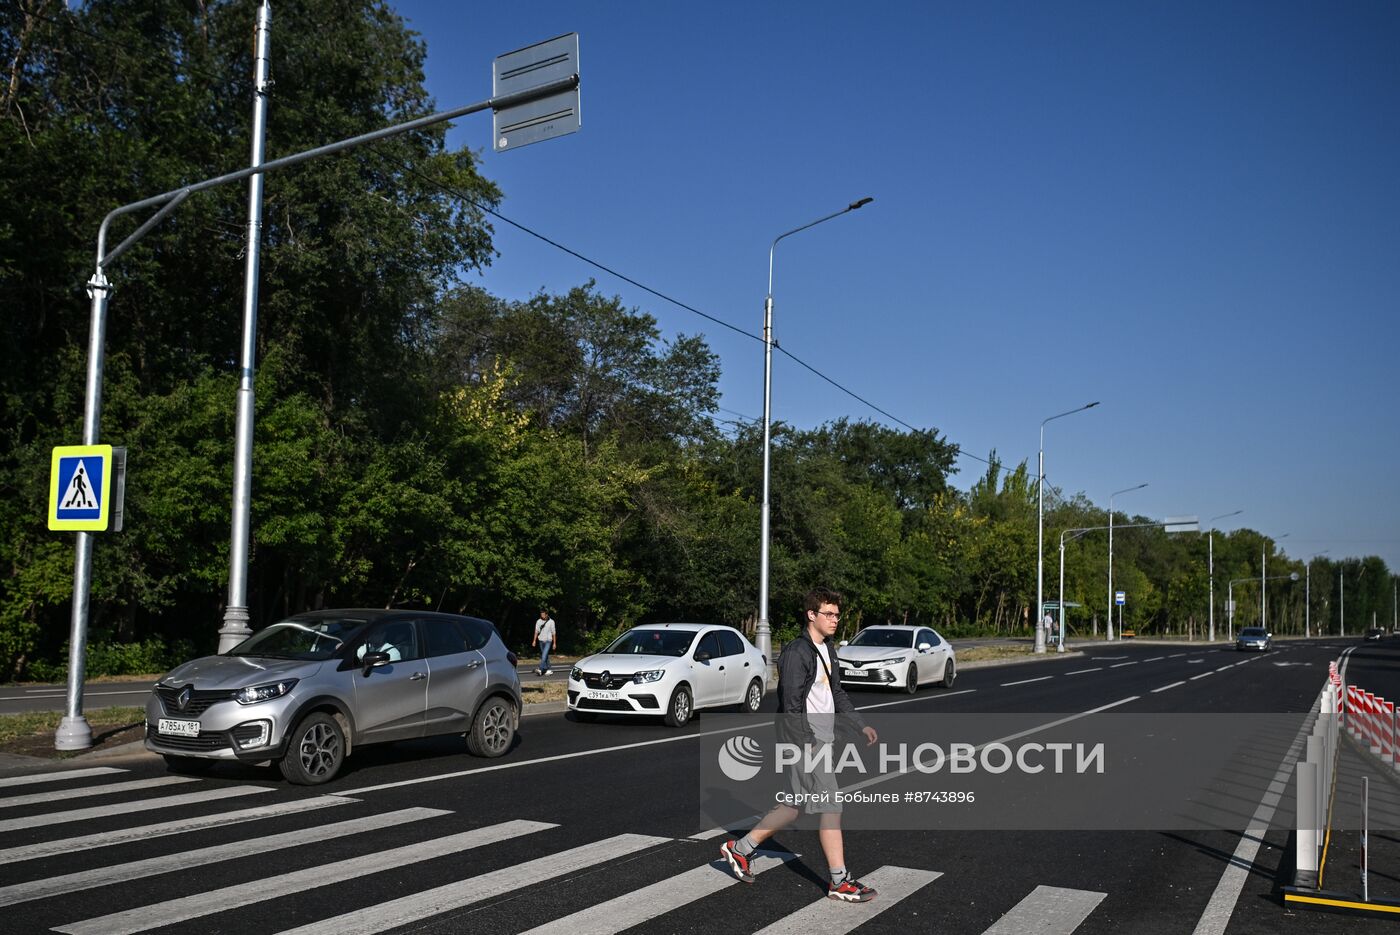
{"left": 1235, "top": 627, "right": 1271, "bottom": 651}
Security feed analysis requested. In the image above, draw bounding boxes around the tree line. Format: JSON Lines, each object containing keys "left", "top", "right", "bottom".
{"left": 1, "top": 0, "right": 1392, "bottom": 679}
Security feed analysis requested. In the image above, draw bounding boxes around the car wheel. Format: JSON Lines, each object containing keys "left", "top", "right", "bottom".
{"left": 279, "top": 711, "right": 345, "bottom": 785}
{"left": 664, "top": 685, "right": 693, "bottom": 727}
{"left": 740, "top": 678, "right": 763, "bottom": 713}
{"left": 940, "top": 659, "right": 956, "bottom": 689}
{"left": 904, "top": 663, "right": 919, "bottom": 694}
{"left": 466, "top": 696, "right": 515, "bottom": 758}
{"left": 162, "top": 754, "right": 213, "bottom": 774}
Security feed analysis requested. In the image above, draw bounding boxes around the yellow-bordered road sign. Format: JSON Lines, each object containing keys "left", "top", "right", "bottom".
{"left": 49, "top": 445, "right": 113, "bottom": 531}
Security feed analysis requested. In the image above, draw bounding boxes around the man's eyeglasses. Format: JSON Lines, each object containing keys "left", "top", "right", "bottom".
{"left": 815, "top": 610, "right": 841, "bottom": 622}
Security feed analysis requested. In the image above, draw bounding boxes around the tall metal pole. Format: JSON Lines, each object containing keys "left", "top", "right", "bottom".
{"left": 219, "top": 0, "right": 272, "bottom": 652}
{"left": 1206, "top": 510, "right": 1242, "bottom": 643}
{"left": 1107, "top": 483, "right": 1146, "bottom": 641}
{"left": 54, "top": 273, "right": 112, "bottom": 750}
{"left": 755, "top": 197, "right": 871, "bottom": 682}
{"left": 1036, "top": 402, "right": 1098, "bottom": 654}
{"left": 1228, "top": 580, "right": 1235, "bottom": 641}
{"left": 1306, "top": 561, "right": 1311, "bottom": 639}
{"left": 1341, "top": 565, "right": 1345, "bottom": 637}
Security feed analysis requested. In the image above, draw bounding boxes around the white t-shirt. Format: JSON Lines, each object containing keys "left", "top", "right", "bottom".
{"left": 807, "top": 639, "right": 836, "bottom": 742}
{"left": 535, "top": 617, "right": 556, "bottom": 642}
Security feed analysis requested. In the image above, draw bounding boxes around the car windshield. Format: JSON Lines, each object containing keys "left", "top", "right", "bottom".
{"left": 603, "top": 629, "right": 696, "bottom": 657}
{"left": 1240, "top": 628, "right": 1266, "bottom": 638}
{"left": 229, "top": 618, "right": 365, "bottom": 660}
{"left": 848, "top": 628, "right": 914, "bottom": 648}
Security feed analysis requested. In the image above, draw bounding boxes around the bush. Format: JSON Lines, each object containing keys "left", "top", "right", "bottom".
{"left": 19, "top": 639, "right": 195, "bottom": 683}
{"left": 581, "top": 621, "right": 631, "bottom": 656}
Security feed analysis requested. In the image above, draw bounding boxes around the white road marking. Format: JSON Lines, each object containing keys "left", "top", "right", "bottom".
{"left": 752, "top": 865, "right": 943, "bottom": 935}
{"left": 841, "top": 696, "right": 1141, "bottom": 795}
{"left": 54, "top": 819, "right": 560, "bottom": 935}
{"left": 1189, "top": 672, "right": 1213, "bottom": 681}
{"left": 1001, "top": 676, "right": 1053, "bottom": 687}
{"left": 853, "top": 689, "right": 977, "bottom": 711}
{"left": 1151, "top": 681, "right": 1187, "bottom": 694}
{"left": 982, "top": 884, "right": 1107, "bottom": 934}
{"left": 1109, "top": 662, "right": 1138, "bottom": 668}
{"left": 0, "top": 775, "right": 196, "bottom": 810}
{"left": 0, "top": 795, "right": 354, "bottom": 865}
{"left": 337, "top": 689, "right": 982, "bottom": 796}
{"left": 1065, "top": 668, "right": 1102, "bottom": 675}
{"left": 522, "top": 850, "right": 797, "bottom": 934}
{"left": 0, "top": 806, "right": 449, "bottom": 907}
{"left": 1144, "top": 656, "right": 1165, "bottom": 662}
{"left": 0, "top": 784, "right": 273, "bottom": 833}
{"left": 271, "top": 833, "right": 669, "bottom": 935}
{"left": 0, "top": 767, "right": 124, "bottom": 789}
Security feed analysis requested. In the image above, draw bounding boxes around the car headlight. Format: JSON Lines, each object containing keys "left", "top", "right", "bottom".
{"left": 570, "top": 666, "right": 583, "bottom": 682}
{"left": 632, "top": 669, "right": 666, "bottom": 684}
{"left": 875, "top": 657, "right": 906, "bottom": 667}
{"left": 234, "top": 679, "right": 298, "bottom": 705}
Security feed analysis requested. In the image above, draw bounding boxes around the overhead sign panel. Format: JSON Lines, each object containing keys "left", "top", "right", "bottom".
{"left": 493, "top": 33, "right": 580, "bottom": 152}
{"left": 1163, "top": 515, "right": 1200, "bottom": 534}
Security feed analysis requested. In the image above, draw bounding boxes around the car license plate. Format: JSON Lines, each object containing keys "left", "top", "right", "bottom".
{"left": 584, "top": 689, "right": 621, "bottom": 701}
{"left": 842, "top": 669, "right": 866, "bottom": 678}
{"left": 157, "top": 718, "right": 201, "bottom": 738}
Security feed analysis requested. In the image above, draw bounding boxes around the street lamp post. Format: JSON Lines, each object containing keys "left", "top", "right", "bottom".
{"left": 1229, "top": 572, "right": 1299, "bottom": 641}
{"left": 1107, "top": 483, "right": 1147, "bottom": 641}
{"left": 1262, "top": 533, "right": 1289, "bottom": 631}
{"left": 756, "top": 197, "right": 872, "bottom": 683}
{"left": 1305, "top": 551, "right": 1328, "bottom": 638}
{"left": 1036, "top": 403, "right": 1100, "bottom": 654}
{"left": 1207, "top": 510, "right": 1243, "bottom": 643}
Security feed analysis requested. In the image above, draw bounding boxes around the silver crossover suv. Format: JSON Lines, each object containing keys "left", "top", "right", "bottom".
{"left": 145, "top": 609, "right": 521, "bottom": 784}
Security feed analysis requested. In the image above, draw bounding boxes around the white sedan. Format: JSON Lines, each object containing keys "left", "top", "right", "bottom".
{"left": 836, "top": 624, "right": 956, "bottom": 693}
{"left": 568, "top": 624, "right": 767, "bottom": 727}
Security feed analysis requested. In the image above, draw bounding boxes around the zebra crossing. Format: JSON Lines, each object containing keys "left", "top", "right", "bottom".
{"left": 0, "top": 764, "right": 1110, "bottom": 935}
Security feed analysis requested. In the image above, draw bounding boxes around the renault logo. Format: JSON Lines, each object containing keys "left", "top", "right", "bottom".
{"left": 176, "top": 686, "right": 192, "bottom": 711}
{"left": 600, "top": 671, "right": 613, "bottom": 690}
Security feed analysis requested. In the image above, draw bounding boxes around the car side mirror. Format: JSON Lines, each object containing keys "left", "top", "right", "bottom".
{"left": 1267, "top": 633, "right": 1273, "bottom": 639}
{"left": 918, "top": 642, "right": 932, "bottom": 653}
{"left": 695, "top": 650, "right": 711, "bottom": 663}
{"left": 361, "top": 650, "right": 390, "bottom": 675}
{"left": 838, "top": 640, "right": 849, "bottom": 647}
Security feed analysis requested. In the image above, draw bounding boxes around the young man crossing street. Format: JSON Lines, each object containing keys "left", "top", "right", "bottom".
{"left": 720, "top": 587, "right": 880, "bottom": 902}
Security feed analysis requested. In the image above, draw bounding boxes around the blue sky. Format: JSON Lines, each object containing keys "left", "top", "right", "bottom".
{"left": 391, "top": 1, "right": 1400, "bottom": 574}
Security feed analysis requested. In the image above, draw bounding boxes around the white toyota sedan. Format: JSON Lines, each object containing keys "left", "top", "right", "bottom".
{"left": 568, "top": 624, "right": 767, "bottom": 727}
{"left": 836, "top": 624, "right": 957, "bottom": 693}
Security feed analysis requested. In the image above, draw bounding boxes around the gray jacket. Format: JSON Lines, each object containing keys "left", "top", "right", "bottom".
{"left": 776, "top": 634, "right": 867, "bottom": 746}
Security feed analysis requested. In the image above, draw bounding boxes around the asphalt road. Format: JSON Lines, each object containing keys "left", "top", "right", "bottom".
{"left": 2, "top": 637, "right": 1397, "bottom": 934}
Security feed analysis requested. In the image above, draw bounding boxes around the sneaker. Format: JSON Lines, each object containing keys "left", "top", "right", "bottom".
{"left": 719, "top": 840, "right": 756, "bottom": 883}
{"left": 544, "top": 668, "right": 553, "bottom": 675}
{"left": 827, "top": 878, "right": 876, "bottom": 902}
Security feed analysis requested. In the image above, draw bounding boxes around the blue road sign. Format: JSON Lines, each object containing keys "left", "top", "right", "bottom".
{"left": 1115, "top": 590, "right": 1126, "bottom": 606}
{"left": 49, "top": 445, "right": 113, "bottom": 531}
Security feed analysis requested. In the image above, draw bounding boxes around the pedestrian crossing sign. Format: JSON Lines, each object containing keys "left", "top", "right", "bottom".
{"left": 49, "top": 445, "right": 114, "bottom": 531}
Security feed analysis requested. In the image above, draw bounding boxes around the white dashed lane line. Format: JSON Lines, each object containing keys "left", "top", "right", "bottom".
{"left": 1109, "top": 662, "right": 1138, "bottom": 668}
{"left": 1065, "top": 668, "right": 1102, "bottom": 675}
{"left": 1001, "top": 676, "right": 1054, "bottom": 687}
{"left": 1152, "top": 681, "right": 1187, "bottom": 693}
